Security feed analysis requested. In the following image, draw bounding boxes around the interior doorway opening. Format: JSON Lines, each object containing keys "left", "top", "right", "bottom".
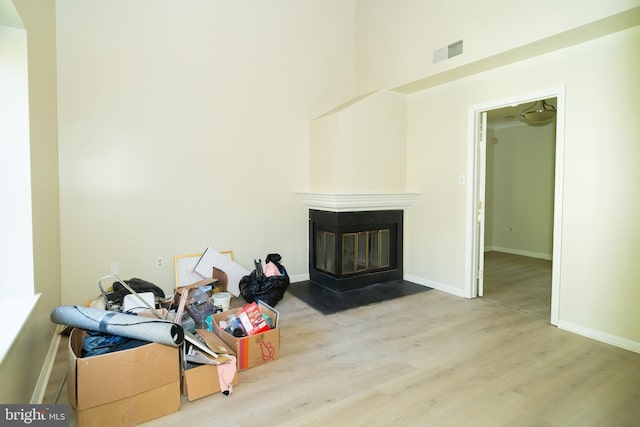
{"left": 484, "top": 100, "right": 556, "bottom": 319}
{"left": 466, "top": 87, "right": 565, "bottom": 326}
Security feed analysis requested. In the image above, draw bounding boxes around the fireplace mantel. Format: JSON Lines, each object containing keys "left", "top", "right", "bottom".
{"left": 297, "top": 192, "right": 420, "bottom": 212}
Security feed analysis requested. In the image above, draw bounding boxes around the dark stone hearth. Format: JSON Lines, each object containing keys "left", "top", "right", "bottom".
{"left": 287, "top": 280, "right": 431, "bottom": 315}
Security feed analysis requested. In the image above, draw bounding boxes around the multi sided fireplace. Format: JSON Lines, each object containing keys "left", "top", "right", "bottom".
{"left": 308, "top": 209, "right": 403, "bottom": 291}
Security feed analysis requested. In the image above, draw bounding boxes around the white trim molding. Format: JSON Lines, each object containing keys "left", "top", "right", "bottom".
{"left": 31, "top": 324, "right": 66, "bottom": 404}
{"left": 289, "top": 273, "right": 310, "bottom": 283}
{"left": 485, "top": 246, "right": 552, "bottom": 261}
{"left": 403, "top": 274, "right": 465, "bottom": 298}
{"left": 558, "top": 320, "right": 640, "bottom": 355}
{"left": 296, "top": 192, "right": 420, "bottom": 212}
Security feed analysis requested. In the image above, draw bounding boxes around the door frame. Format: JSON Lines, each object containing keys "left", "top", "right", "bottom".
{"left": 464, "top": 86, "right": 565, "bottom": 326}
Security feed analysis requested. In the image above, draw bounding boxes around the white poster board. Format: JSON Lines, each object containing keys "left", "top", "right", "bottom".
{"left": 174, "top": 254, "right": 204, "bottom": 287}
{"left": 194, "top": 247, "right": 250, "bottom": 297}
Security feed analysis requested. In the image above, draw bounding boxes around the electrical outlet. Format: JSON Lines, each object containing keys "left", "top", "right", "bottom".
{"left": 155, "top": 257, "right": 164, "bottom": 269}
{"left": 110, "top": 262, "right": 119, "bottom": 276}
{"left": 508, "top": 226, "right": 513, "bottom": 232}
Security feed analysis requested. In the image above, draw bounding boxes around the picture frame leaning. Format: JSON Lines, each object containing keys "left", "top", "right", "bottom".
{"left": 174, "top": 250, "right": 235, "bottom": 287}
{"left": 174, "top": 254, "right": 203, "bottom": 287}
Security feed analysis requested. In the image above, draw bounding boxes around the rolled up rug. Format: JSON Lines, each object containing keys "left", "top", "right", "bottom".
{"left": 50, "top": 305, "right": 184, "bottom": 347}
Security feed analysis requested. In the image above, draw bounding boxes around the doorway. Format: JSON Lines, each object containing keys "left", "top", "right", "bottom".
{"left": 466, "top": 87, "right": 565, "bottom": 325}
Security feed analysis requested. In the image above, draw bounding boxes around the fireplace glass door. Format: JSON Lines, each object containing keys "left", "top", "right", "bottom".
{"left": 342, "top": 229, "right": 390, "bottom": 274}
{"left": 315, "top": 230, "right": 335, "bottom": 273}
{"left": 315, "top": 228, "right": 391, "bottom": 276}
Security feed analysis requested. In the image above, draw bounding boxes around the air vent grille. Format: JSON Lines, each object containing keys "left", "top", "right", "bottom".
{"left": 432, "top": 39, "right": 464, "bottom": 63}
{"left": 448, "top": 40, "right": 463, "bottom": 58}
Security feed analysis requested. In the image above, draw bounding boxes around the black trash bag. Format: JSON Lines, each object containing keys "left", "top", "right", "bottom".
{"left": 239, "top": 253, "right": 290, "bottom": 307}
{"left": 110, "top": 278, "right": 166, "bottom": 307}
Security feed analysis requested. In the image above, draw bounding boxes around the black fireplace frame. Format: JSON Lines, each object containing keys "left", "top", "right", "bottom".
{"left": 308, "top": 209, "right": 403, "bottom": 291}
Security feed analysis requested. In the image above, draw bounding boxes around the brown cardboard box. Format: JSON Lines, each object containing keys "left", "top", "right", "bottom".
{"left": 212, "top": 267, "right": 228, "bottom": 292}
{"left": 181, "top": 329, "right": 239, "bottom": 401}
{"left": 212, "top": 303, "right": 280, "bottom": 370}
{"left": 176, "top": 267, "right": 228, "bottom": 294}
{"left": 68, "top": 328, "right": 181, "bottom": 427}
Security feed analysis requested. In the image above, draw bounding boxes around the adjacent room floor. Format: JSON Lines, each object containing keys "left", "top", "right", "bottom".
{"left": 482, "top": 250, "right": 552, "bottom": 320}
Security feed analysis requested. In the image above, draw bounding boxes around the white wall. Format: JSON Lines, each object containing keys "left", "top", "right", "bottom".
{"left": 484, "top": 127, "right": 495, "bottom": 249}
{"left": 56, "top": 0, "right": 358, "bottom": 304}
{"left": 310, "top": 90, "right": 407, "bottom": 193}
{"left": 405, "top": 26, "right": 640, "bottom": 345}
{"left": 486, "top": 123, "right": 555, "bottom": 259}
{"left": 355, "top": 0, "right": 639, "bottom": 93}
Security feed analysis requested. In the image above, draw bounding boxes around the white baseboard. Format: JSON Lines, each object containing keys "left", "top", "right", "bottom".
{"left": 403, "top": 274, "right": 465, "bottom": 297}
{"left": 485, "top": 246, "right": 552, "bottom": 260}
{"left": 289, "top": 273, "right": 310, "bottom": 283}
{"left": 31, "top": 324, "right": 64, "bottom": 404}
{"left": 557, "top": 320, "right": 640, "bottom": 355}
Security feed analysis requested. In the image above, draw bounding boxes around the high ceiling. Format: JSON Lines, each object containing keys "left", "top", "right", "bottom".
{"left": 0, "top": 2, "right": 555, "bottom": 130}
{"left": 487, "top": 98, "right": 557, "bottom": 127}
{"left": 0, "top": 0, "right": 24, "bottom": 29}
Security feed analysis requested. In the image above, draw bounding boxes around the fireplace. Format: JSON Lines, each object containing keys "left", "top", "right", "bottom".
{"left": 308, "top": 209, "right": 403, "bottom": 291}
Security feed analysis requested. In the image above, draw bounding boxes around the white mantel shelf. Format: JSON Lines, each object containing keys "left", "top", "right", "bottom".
{"left": 296, "top": 192, "right": 420, "bottom": 212}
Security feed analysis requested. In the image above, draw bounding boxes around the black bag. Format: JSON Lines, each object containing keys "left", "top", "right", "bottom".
{"left": 239, "top": 253, "right": 289, "bottom": 307}
{"left": 110, "top": 278, "right": 166, "bottom": 306}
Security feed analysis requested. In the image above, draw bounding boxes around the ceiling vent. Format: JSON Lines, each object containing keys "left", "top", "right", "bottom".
{"left": 432, "top": 39, "right": 464, "bottom": 63}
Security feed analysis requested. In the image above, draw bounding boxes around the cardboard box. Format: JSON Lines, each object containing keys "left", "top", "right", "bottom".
{"left": 181, "top": 329, "right": 239, "bottom": 401}
{"left": 212, "top": 303, "right": 280, "bottom": 370}
{"left": 176, "top": 267, "right": 228, "bottom": 294}
{"left": 68, "top": 328, "right": 181, "bottom": 427}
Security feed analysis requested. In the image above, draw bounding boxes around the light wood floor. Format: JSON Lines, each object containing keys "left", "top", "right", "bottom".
{"left": 44, "top": 276, "right": 640, "bottom": 426}
{"left": 482, "top": 251, "right": 552, "bottom": 320}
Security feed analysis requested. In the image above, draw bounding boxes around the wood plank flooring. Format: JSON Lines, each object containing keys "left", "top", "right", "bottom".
{"left": 43, "top": 257, "right": 640, "bottom": 426}
{"left": 482, "top": 251, "right": 552, "bottom": 320}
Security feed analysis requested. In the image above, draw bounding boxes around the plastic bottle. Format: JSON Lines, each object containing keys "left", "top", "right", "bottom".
{"left": 224, "top": 314, "right": 245, "bottom": 337}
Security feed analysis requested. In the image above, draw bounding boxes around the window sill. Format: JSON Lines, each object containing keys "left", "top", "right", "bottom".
{"left": 0, "top": 293, "right": 41, "bottom": 365}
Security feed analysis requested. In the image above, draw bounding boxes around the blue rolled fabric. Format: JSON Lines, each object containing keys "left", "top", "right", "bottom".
{"left": 50, "top": 305, "right": 184, "bottom": 346}
{"left": 82, "top": 331, "right": 149, "bottom": 357}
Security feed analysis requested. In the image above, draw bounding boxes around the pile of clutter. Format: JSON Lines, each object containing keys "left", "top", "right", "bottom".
{"left": 50, "top": 249, "right": 289, "bottom": 427}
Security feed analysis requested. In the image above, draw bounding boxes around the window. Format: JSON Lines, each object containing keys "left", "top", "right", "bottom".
{"left": 0, "top": 18, "right": 39, "bottom": 364}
